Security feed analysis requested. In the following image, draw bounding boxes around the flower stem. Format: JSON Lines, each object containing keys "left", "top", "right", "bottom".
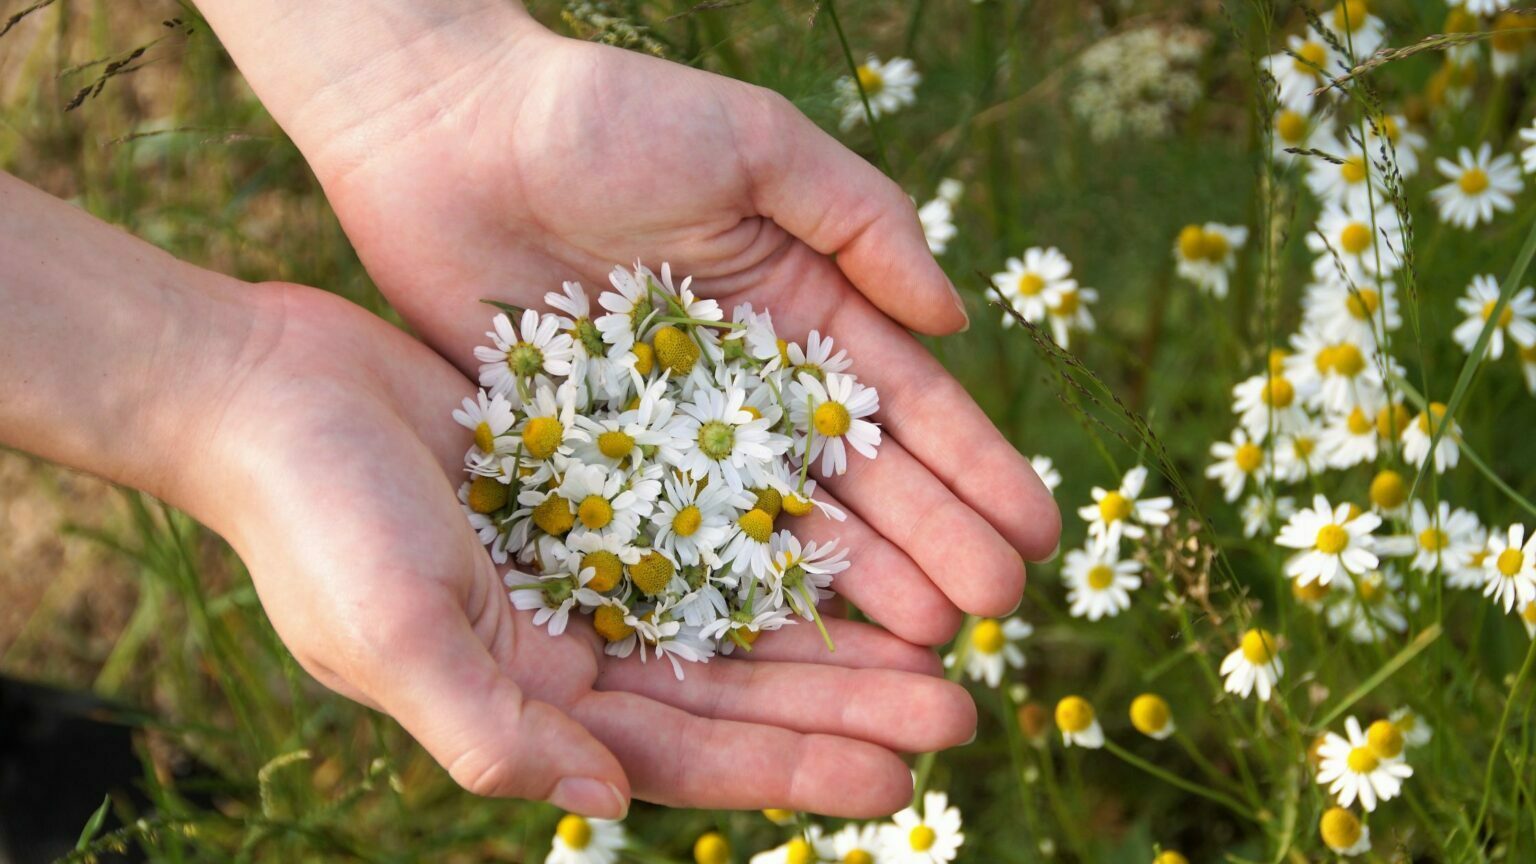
{"left": 1470, "top": 635, "right": 1536, "bottom": 848}
{"left": 1101, "top": 739, "right": 1262, "bottom": 824}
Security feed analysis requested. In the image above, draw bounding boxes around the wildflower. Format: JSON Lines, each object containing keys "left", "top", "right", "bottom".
{"left": 1220, "top": 628, "right": 1284, "bottom": 701}
{"left": 1326, "top": 568, "right": 1411, "bottom": 643}
{"left": 1519, "top": 118, "right": 1536, "bottom": 174}
{"left": 1054, "top": 696, "right": 1104, "bottom": 748}
{"left": 547, "top": 814, "right": 625, "bottom": 864}
{"left": 1324, "top": 0, "right": 1385, "bottom": 59}
{"left": 1305, "top": 141, "right": 1384, "bottom": 208}
{"left": 1045, "top": 283, "right": 1098, "bottom": 348}
{"left": 1284, "top": 328, "right": 1390, "bottom": 415}
{"left": 992, "top": 247, "right": 1076, "bottom": 327}
{"left": 882, "top": 791, "right": 964, "bottom": 864}
{"left": 918, "top": 193, "right": 957, "bottom": 255}
{"left": 1029, "top": 454, "right": 1062, "bottom": 494}
{"left": 1273, "top": 419, "right": 1326, "bottom": 485}
{"left": 453, "top": 389, "right": 518, "bottom": 472}
{"left": 506, "top": 569, "right": 585, "bottom": 636}
{"left": 1364, "top": 113, "right": 1426, "bottom": 178}
{"left": 1072, "top": 25, "right": 1206, "bottom": 142}
{"left": 1129, "top": 693, "right": 1176, "bottom": 740}
{"left": 1077, "top": 465, "right": 1174, "bottom": 545}
{"left": 1401, "top": 402, "right": 1460, "bottom": 473}
{"left": 1063, "top": 540, "right": 1143, "bottom": 621}
{"left": 1367, "top": 468, "right": 1409, "bottom": 518}
{"left": 1307, "top": 202, "right": 1406, "bottom": 283}
{"left": 1524, "top": 601, "right": 1536, "bottom": 637}
{"left": 1263, "top": 34, "right": 1337, "bottom": 113}
{"left": 947, "top": 617, "right": 1032, "bottom": 687}
{"left": 1319, "top": 406, "right": 1380, "bottom": 469}
{"left": 1242, "top": 492, "right": 1295, "bottom": 539}
{"left": 1378, "top": 500, "right": 1483, "bottom": 577}
{"left": 837, "top": 55, "right": 920, "bottom": 130}
{"left": 1233, "top": 364, "right": 1309, "bottom": 440}
{"left": 1271, "top": 108, "right": 1333, "bottom": 166}
{"left": 1153, "top": 853, "right": 1190, "bottom": 864}
{"left": 749, "top": 832, "right": 828, "bottom": 864}
{"left": 789, "top": 371, "right": 881, "bottom": 476}
{"left": 1490, "top": 12, "right": 1531, "bottom": 77}
{"left": 765, "top": 531, "right": 848, "bottom": 620}
{"left": 1207, "top": 428, "right": 1268, "bottom": 502}
{"left": 476, "top": 309, "right": 578, "bottom": 399}
{"left": 1447, "top": 0, "right": 1513, "bottom": 20}
{"left": 830, "top": 823, "right": 883, "bottom": 864}
{"left": 1453, "top": 274, "right": 1536, "bottom": 361}
{"left": 673, "top": 383, "right": 792, "bottom": 492}
{"left": 1484, "top": 524, "right": 1536, "bottom": 613}
{"left": 1303, "top": 279, "right": 1401, "bottom": 349}
{"left": 1277, "top": 495, "right": 1381, "bottom": 587}
{"left": 1431, "top": 144, "right": 1524, "bottom": 229}
{"left": 693, "top": 831, "right": 731, "bottom": 864}
{"left": 1319, "top": 807, "right": 1371, "bottom": 856}
{"left": 1316, "top": 716, "right": 1413, "bottom": 811}
{"left": 1174, "top": 222, "right": 1247, "bottom": 298}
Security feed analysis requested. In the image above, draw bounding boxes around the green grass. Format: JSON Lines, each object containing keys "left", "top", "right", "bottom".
{"left": 6, "top": 0, "right": 1536, "bottom": 861}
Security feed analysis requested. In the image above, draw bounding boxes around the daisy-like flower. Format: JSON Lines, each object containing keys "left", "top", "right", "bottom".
{"left": 1220, "top": 628, "right": 1284, "bottom": 701}
{"left": 672, "top": 383, "right": 791, "bottom": 491}
{"left": 506, "top": 569, "right": 584, "bottom": 637}
{"left": 1263, "top": 34, "right": 1337, "bottom": 113}
{"left": 1045, "top": 283, "right": 1098, "bottom": 348}
{"left": 1490, "top": 12, "right": 1531, "bottom": 78}
{"left": 991, "top": 247, "right": 1076, "bottom": 327}
{"left": 1207, "top": 428, "right": 1268, "bottom": 502}
{"left": 1326, "top": 568, "right": 1411, "bottom": 643}
{"left": 1272, "top": 418, "right": 1326, "bottom": 485}
{"left": 829, "top": 823, "right": 883, "bottom": 864}
{"left": 453, "top": 389, "right": 518, "bottom": 471}
{"left": 1519, "top": 118, "right": 1536, "bottom": 175}
{"left": 1128, "top": 693, "right": 1175, "bottom": 740}
{"left": 1316, "top": 716, "right": 1413, "bottom": 811}
{"left": 1401, "top": 402, "right": 1460, "bottom": 473}
{"left": 1054, "top": 696, "right": 1104, "bottom": 748}
{"left": 559, "top": 462, "right": 655, "bottom": 544}
{"left": 947, "top": 617, "right": 1032, "bottom": 687}
{"left": 1524, "top": 600, "right": 1536, "bottom": 637}
{"left": 1378, "top": 500, "right": 1483, "bottom": 577}
{"left": 1305, "top": 141, "right": 1385, "bottom": 208}
{"left": 693, "top": 831, "right": 731, "bottom": 864}
{"left": 1271, "top": 108, "right": 1333, "bottom": 167}
{"left": 789, "top": 372, "right": 881, "bottom": 476}
{"left": 1277, "top": 494, "right": 1380, "bottom": 587}
{"left": 546, "top": 814, "right": 625, "bottom": 864}
{"left": 1364, "top": 113, "right": 1427, "bottom": 178}
{"left": 1521, "top": 343, "right": 1536, "bottom": 394}
{"left": 1303, "top": 279, "right": 1400, "bottom": 348}
{"left": 719, "top": 505, "right": 779, "bottom": 578}
{"left": 1387, "top": 707, "right": 1433, "bottom": 749}
{"left": 1063, "top": 540, "right": 1143, "bottom": 621}
{"left": 1432, "top": 144, "right": 1524, "bottom": 229}
{"left": 1453, "top": 274, "right": 1536, "bottom": 361}
{"left": 652, "top": 474, "right": 751, "bottom": 567}
{"left": 918, "top": 193, "right": 957, "bottom": 255}
{"left": 1174, "top": 222, "right": 1247, "bottom": 298}
{"left": 1284, "top": 327, "right": 1388, "bottom": 415}
{"left": 545, "top": 280, "right": 630, "bottom": 396}
{"left": 765, "top": 530, "right": 849, "bottom": 620}
{"left": 881, "top": 793, "right": 964, "bottom": 864}
{"left": 749, "top": 830, "right": 829, "bottom": 864}
{"left": 1233, "top": 366, "right": 1309, "bottom": 440}
{"left": 762, "top": 459, "right": 847, "bottom": 523}
{"left": 1029, "top": 454, "right": 1062, "bottom": 494}
{"left": 837, "top": 54, "right": 920, "bottom": 130}
{"left": 784, "top": 330, "right": 852, "bottom": 381}
{"left": 1320, "top": 406, "right": 1379, "bottom": 469}
{"left": 515, "top": 380, "right": 585, "bottom": 467}
{"left": 1307, "top": 202, "right": 1406, "bottom": 283}
{"left": 1242, "top": 492, "right": 1295, "bottom": 539}
{"left": 1367, "top": 468, "right": 1409, "bottom": 519}
{"left": 475, "top": 309, "right": 577, "bottom": 399}
{"left": 1319, "top": 807, "right": 1371, "bottom": 857}
{"left": 575, "top": 376, "right": 682, "bottom": 470}
{"left": 1324, "top": 0, "right": 1385, "bottom": 59}
{"left": 1077, "top": 465, "right": 1174, "bottom": 544}
{"left": 559, "top": 531, "right": 640, "bottom": 594}
{"left": 1484, "top": 524, "right": 1536, "bottom": 613}
{"left": 700, "top": 604, "right": 794, "bottom": 655}
{"left": 595, "top": 262, "right": 660, "bottom": 355}
{"left": 1448, "top": 0, "right": 1513, "bottom": 18}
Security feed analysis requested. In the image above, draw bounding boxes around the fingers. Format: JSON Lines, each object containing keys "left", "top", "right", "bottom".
{"left": 571, "top": 689, "right": 916, "bottom": 817}
{"left": 594, "top": 653, "right": 974, "bottom": 753}
{"left": 746, "top": 617, "right": 944, "bottom": 676}
{"left": 732, "top": 87, "right": 967, "bottom": 335}
{"left": 349, "top": 588, "right": 630, "bottom": 818}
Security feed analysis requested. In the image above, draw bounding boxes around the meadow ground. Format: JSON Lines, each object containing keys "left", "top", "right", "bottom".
{"left": 4, "top": 0, "right": 1536, "bottom": 861}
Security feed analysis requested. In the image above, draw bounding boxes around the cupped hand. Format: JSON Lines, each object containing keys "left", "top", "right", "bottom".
{"left": 294, "top": 14, "right": 1061, "bottom": 647}
{"left": 207, "top": 282, "right": 977, "bottom": 818}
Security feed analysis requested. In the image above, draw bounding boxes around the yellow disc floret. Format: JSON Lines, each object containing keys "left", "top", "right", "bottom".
{"left": 593, "top": 605, "right": 634, "bottom": 642}
{"left": 855, "top": 64, "right": 884, "bottom": 94}
{"left": 522, "top": 416, "right": 564, "bottom": 460}
{"left": 532, "top": 494, "right": 574, "bottom": 536}
{"left": 672, "top": 505, "right": 703, "bottom": 537}
{"left": 1086, "top": 564, "right": 1116, "bottom": 590}
{"left": 1346, "top": 288, "right": 1381, "bottom": 319}
{"left": 1295, "top": 40, "right": 1328, "bottom": 75}
{"left": 630, "top": 550, "right": 675, "bottom": 596}
{"left": 578, "top": 495, "right": 614, "bottom": 530}
{"left": 814, "top": 401, "right": 853, "bottom": 437}
{"left": 631, "top": 341, "right": 655, "bottom": 376}
{"left": 652, "top": 325, "right": 700, "bottom": 376}
{"left": 556, "top": 814, "right": 592, "bottom": 849}
{"left": 1376, "top": 404, "right": 1409, "bottom": 440}
{"left": 1459, "top": 167, "right": 1490, "bottom": 196}
{"left": 908, "top": 826, "right": 936, "bottom": 852}
{"left": 1155, "top": 853, "right": 1191, "bottom": 864}
{"left": 1497, "top": 547, "right": 1525, "bottom": 578}
{"left": 970, "top": 619, "right": 1006, "bottom": 654}
{"left": 1332, "top": 0, "right": 1369, "bottom": 32}
{"left": 1055, "top": 695, "right": 1095, "bottom": 733}
{"left": 597, "top": 430, "right": 635, "bottom": 460}
{"left": 1315, "top": 523, "right": 1350, "bottom": 555}
{"left": 1340, "top": 155, "right": 1367, "bottom": 185}
{"left": 1366, "top": 719, "right": 1405, "bottom": 759}
{"left": 1346, "top": 745, "right": 1379, "bottom": 774}
{"left": 843, "top": 850, "right": 875, "bottom": 864}
{"left": 581, "top": 551, "right": 624, "bottom": 592}
{"left": 1098, "top": 491, "right": 1133, "bottom": 524}
{"left": 693, "top": 831, "right": 730, "bottom": 864}
{"left": 1340, "top": 222, "right": 1372, "bottom": 255}
{"left": 782, "top": 493, "right": 816, "bottom": 518}
{"left": 1129, "top": 693, "right": 1172, "bottom": 737}
{"left": 1262, "top": 376, "right": 1296, "bottom": 408}
{"left": 473, "top": 421, "right": 496, "bottom": 453}
{"left": 1320, "top": 807, "right": 1363, "bottom": 851}
{"left": 1234, "top": 442, "right": 1264, "bottom": 474}
{"left": 1018, "top": 271, "right": 1046, "bottom": 296}
{"left": 1370, "top": 469, "right": 1407, "bottom": 510}
{"left": 739, "top": 508, "right": 775, "bottom": 543}
{"left": 1482, "top": 299, "right": 1515, "bottom": 328}
{"left": 753, "top": 486, "right": 783, "bottom": 518}
{"left": 1240, "top": 628, "right": 1278, "bottom": 664}
{"left": 784, "top": 838, "right": 815, "bottom": 864}
{"left": 467, "top": 475, "right": 510, "bottom": 514}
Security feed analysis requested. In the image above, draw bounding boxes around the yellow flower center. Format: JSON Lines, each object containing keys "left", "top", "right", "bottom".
{"left": 631, "top": 341, "right": 655, "bottom": 376}
{"left": 1086, "top": 564, "right": 1116, "bottom": 590}
{"left": 1268, "top": 348, "right": 1290, "bottom": 376}
{"left": 1098, "top": 491, "right": 1133, "bottom": 523}
{"left": 1482, "top": 299, "right": 1515, "bottom": 328}
{"left": 593, "top": 605, "right": 634, "bottom": 642}
{"left": 581, "top": 551, "right": 624, "bottom": 592}
{"left": 598, "top": 430, "right": 635, "bottom": 459}
{"left": 1380, "top": 114, "right": 1401, "bottom": 142}
{"left": 1240, "top": 628, "right": 1278, "bottom": 664}
{"left": 1367, "top": 719, "right": 1404, "bottom": 759}
{"left": 1493, "top": 12, "right": 1531, "bottom": 52}
{"left": 1276, "top": 109, "right": 1308, "bottom": 144}
{"left": 1292, "top": 436, "right": 1316, "bottom": 459}
{"left": 1339, "top": 222, "right": 1373, "bottom": 255}
{"left": 781, "top": 493, "right": 816, "bottom": 517}
{"left": 1498, "top": 547, "right": 1525, "bottom": 578}
{"left": 751, "top": 486, "right": 783, "bottom": 518}
{"left": 739, "top": 508, "right": 775, "bottom": 543}
{"left": 970, "top": 619, "right": 1006, "bottom": 654}
{"left": 1523, "top": 601, "right": 1536, "bottom": 625}
{"left": 556, "top": 815, "right": 592, "bottom": 849}
{"left": 1332, "top": 343, "right": 1366, "bottom": 377}
{"left": 1177, "top": 224, "right": 1206, "bottom": 260}
{"left": 467, "top": 475, "right": 509, "bottom": 514}
{"left": 578, "top": 495, "right": 614, "bottom": 530}
{"left": 693, "top": 831, "right": 730, "bottom": 864}
{"left": 1262, "top": 376, "right": 1296, "bottom": 408}
{"left": 1315, "top": 523, "right": 1350, "bottom": 554}
{"left": 1346, "top": 288, "right": 1381, "bottom": 320}
{"left": 1376, "top": 404, "right": 1409, "bottom": 439}
{"left": 742, "top": 405, "right": 763, "bottom": 421}
{"left": 855, "top": 64, "right": 884, "bottom": 94}
{"left": 908, "top": 826, "right": 937, "bottom": 852}
{"left": 1294, "top": 578, "right": 1331, "bottom": 602}
{"left": 1358, "top": 574, "right": 1384, "bottom": 603}
{"left": 1018, "top": 271, "right": 1046, "bottom": 296}
{"left": 1234, "top": 442, "right": 1264, "bottom": 474}
{"left": 672, "top": 505, "right": 703, "bottom": 537}
{"left": 1332, "top": 0, "right": 1369, "bottom": 32}
{"left": 1155, "top": 853, "right": 1190, "bottom": 864}
{"left": 1295, "top": 40, "right": 1328, "bottom": 75}
{"left": 814, "top": 401, "right": 853, "bottom": 437}
{"left": 843, "top": 851, "right": 874, "bottom": 864}
{"left": 1346, "top": 745, "right": 1379, "bottom": 774}
{"left": 784, "top": 838, "right": 815, "bottom": 864}
{"left": 631, "top": 550, "right": 675, "bottom": 596}
{"left": 1201, "top": 228, "right": 1230, "bottom": 261}
{"left": 1370, "top": 469, "right": 1407, "bottom": 510}
{"left": 1459, "top": 167, "right": 1490, "bottom": 196}
{"left": 1340, "top": 155, "right": 1367, "bottom": 185}
{"left": 473, "top": 420, "right": 496, "bottom": 453}
{"left": 1320, "top": 807, "right": 1363, "bottom": 850}
{"left": 522, "top": 416, "right": 564, "bottom": 460}
{"left": 697, "top": 420, "right": 737, "bottom": 461}
{"left": 1346, "top": 407, "right": 1373, "bottom": 435}
{"left": 1055, "top": 696, "right": 1095, "bottom": 733}
{"left": 1419, "top": 527, "right": 1448, "bottom": 552}
{"left": 532, "top": 494, "right": 574, "bottom": 536}
{"left": 652, "top": 325, "right": 700, "bottom": 376}
{"left": 1049, "top": 289, "right": 1081, "bottom": 316}
{"left": 1129, "top": 693, "right": 1171, "bottom": 736}
{"left": 1416, "top": 402, "right": 1448, "bottom": 436}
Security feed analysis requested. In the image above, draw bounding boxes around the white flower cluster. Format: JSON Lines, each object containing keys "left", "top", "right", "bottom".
{"left": 1073, "top": 25, "right": 1208, "bottom": 142}
{"left": 453, "top": 262, "right": 881, "bottom": 677}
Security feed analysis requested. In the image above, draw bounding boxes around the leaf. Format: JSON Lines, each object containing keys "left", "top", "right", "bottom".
{"left": 75, "top": 795, "right": 112, "bottom": 851}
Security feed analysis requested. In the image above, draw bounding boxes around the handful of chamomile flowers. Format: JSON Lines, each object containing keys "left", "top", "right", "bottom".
{"left": 453, "top": 262, "right": 880, "bottom": 678}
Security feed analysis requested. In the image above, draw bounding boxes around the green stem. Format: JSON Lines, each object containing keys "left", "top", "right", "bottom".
{"left": 1101, "top": 739, "right": 1262, "bottom": 824}
{"left": 821, "top": 0, "right": 892, "bottom": 176}
{"left": 1471, "top": 636, "right": 1536, "bottom": 847}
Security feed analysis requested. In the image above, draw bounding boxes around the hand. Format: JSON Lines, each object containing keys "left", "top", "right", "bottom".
{"left": 204, "top": 282, "right": 979, "bottom": 817}
{"left": 201, "top": 2, "right": 1062, "bottom": 647}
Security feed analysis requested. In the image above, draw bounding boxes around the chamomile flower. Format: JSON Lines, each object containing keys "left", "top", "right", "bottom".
{"left": 1320, "top": 406, "right": 1380, "bottom": 469}
{"left": 720, "top": 506, "right": 779, "bottom": 578}
{"left": 1029, "top": 454, "right": 1062, "bottom": 494}
{"left": 559, "top": 531, "right": 640, "bottom": 594}
{"left": 1207, "top": 428, "right": 1269, "bottom": 502}
{"left": 1524, "top": 601, "right": 1536, "bottom": 637}
{"left": 1129, "top": 693, "right": 1176, "bottom": 740}
{"left": 1271, "top": 108, "right": 1334, "bottom": 166}
{"left": 1174, "top": 222, "right": 1247, "bottom": 298}
{"left": 947, "top": 617, "right": 1033, "bottom": 687}
{"left": 1045, "top": 284, "right": 1098, "bottom": 348}
{"left": 1484, "top": 524, "right": 1536, "bottom": 613}
{"left": 1305, "top": 142, "right": 1385, "bottom": 208}
{"left": 596, "top": 262, "right": 659, "bottom": 355}
{"left": 1522, "top": 344, "right": 1536, "bottom": 394}
{"left": 749, "top": 830, "right": 831, "bottom": 864}
{"left": 1263, "top": 34, "right": 1337, "bottom": 113}
{"left": 672, "top": 383, "right": 791, "bottom": 491}
{"left": 1324, "top": 0, "right": 1385, "bottom": 59}
{"left": 1063, "top": 540, "right": 1143, "bottom": 621}
{"left": 1319, "top": 808, "right": 1371, "bottom": 857}
{"left": 1490, "top": 12, "right": 1531, "bottom": 77}
{"left": 1233, "top": 366, "right": 1309, "bottom": 440}
{"left": 1242, "top": 493, "right": 1296, "bottom": 539}
{"left": 516, "top": 380, "right": 585, "bottom": 465}
{"left": 1326, "top": 568, "right": 1411, "bottom": 643}
{"left": 1316, "top": 716, "right": 1413, "bottom": 811}
{"left": 1453, "top": 274, "right": 1536, "bottom": 361}
{"left": 1303, "top": 279, "right": 1400, "bottom": 348}
{"left": 1220, "top": 628, "right": 1284, "bottom": 701}
{"left": 545, "top": 280, "right": 630, "bottom": 396}
{"left": 1447, "top": 0, "right": 1512, "bottom": 20}
{"left": 1432, "top": 144, "right": 1524, "bottom": 229}
{"left": 506, "top": 569, "right": 584, "bottom": 637}
{"left": 476, "top": 309, "right": 577, "bottom": 399}
{"left": 1284, "top": 327, "right": 1388, "bottom": 415}
{"left": 1389, "top": 707, "right": 1433, "bottom": 749}
{"left": 830, "top": 823, "right": 883, "bottom": 864}
{"left": 453, "top": 389, "right": 518, "bottom": 471}
{"left": 1077, "top": 465, "right": 1173, "bottom": 544}
{"left": 838, "top": 55, "right": 920, "bottom": 130}
{"left": 1519, "top": 119, "right": 1536, "bottom": 174}
{"left": 575, "top": 377, "right": 682, "bottom": 470}
{"left": 1401, "top": 402, "right": 1460, "bottom": 473}
{"left": 1378, "top": 500, "right": 1483, "bottom": 577}
{"left": 1277, "top": 494, "right": 1381, "bottom": 587}
{"left": 701, "top": 604, "right": 794, "bottom": 655}
{"left": 546, "top": 814, "right": 625, "bottom": 864}
{"left": 1273, "top": 418, "right": 1326, "bottom": 484}
{"left": 1364, "top": 113, "right": 1426, "bottom": 178}
{"left": 992, "top": 247, "right": 1076, "bottom": 326}
{"left": 784, "top": 331, "right": 852, "bottom": 380}
{"left": 1307, "top": 202, "right": 1406, "bottom": 282}
{"left": 559, "top": 462, "right": 654, "bottom": 544}
{"left": 1054, "top": 696, "right": 1105, "bottom": 748}
{"left": 765, "top": 530, "right": 849, "bottom": 620}
{"left": 763, "top": 460, "right": 847, "bottom": 522}
{"left": 789, "top": 372, "right": 881, "bottom": 476}
{"left": 918, "top": 194, "right": 957, "bottom": 255}
{"left": 652, "top": 474, "right": 751, "bottom": 567}
{"left": 883, "top": 792, "right": 963, "bottom": 864}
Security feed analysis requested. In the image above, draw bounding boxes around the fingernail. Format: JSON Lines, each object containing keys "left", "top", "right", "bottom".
{"left": 948, "top": 282, "right": 971, "bottom": 332}
{"left": 550, "top": 777, "right": 629, "bottom": 820}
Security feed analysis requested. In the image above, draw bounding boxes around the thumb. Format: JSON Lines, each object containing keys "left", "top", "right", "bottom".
{"left": 733, "top": 87, "right": 968, "bottom": 335}
{"left": 356, "top": 593, "right": 631, "bottom": 818}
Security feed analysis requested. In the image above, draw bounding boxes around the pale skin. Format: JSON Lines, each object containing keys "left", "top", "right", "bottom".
{"left": 2, "top": 0, "right": 1060, "bottom": 821}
